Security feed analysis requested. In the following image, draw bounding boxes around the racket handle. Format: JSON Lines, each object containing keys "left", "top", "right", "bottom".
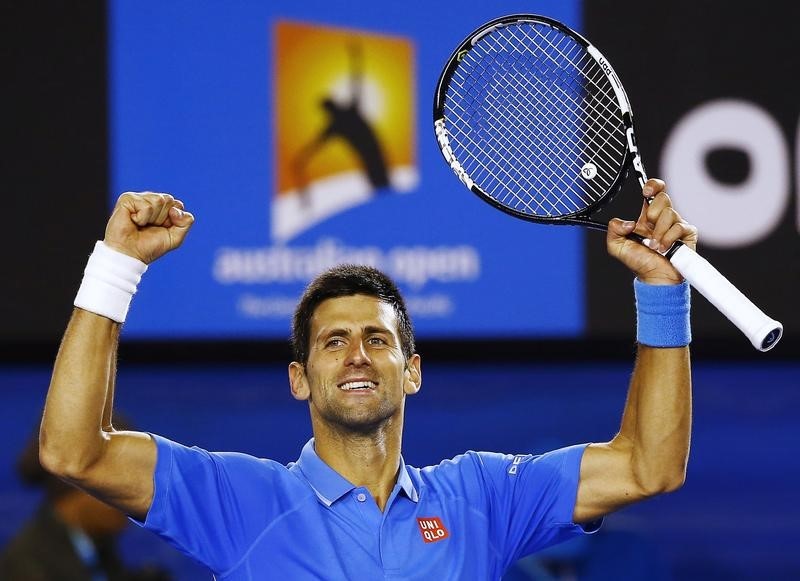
{"left": 665, "top": 243, "right": 783, "bottom": 351}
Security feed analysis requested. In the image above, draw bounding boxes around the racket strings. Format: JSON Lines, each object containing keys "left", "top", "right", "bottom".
{"left": 465, "top": 72, "right": 581, "bottom": 211}
{"left": 447, "top": 69, "right": 586, "bottom": 215}
{"left": 446, "top": 65, "right": 554, "bottom": 212}
{"left": 443, "top": 96, "right": 548, "bottom": 215}
{"left": 522, "top": 25, "right": 624, "bottom": 129}
{"left": 442, "top": 21, "right": 628, "bottom": 217}
{"left": 482, "top": 79, "right": 596, "bottom": 212}
{"left": 500, "top": 23, "right": 627, "bottom": 186}
{"left": 494, "top": 26, "right": 622, "bottom": 205}
{"left": 517, "top": 27, "right": 627, "bottom": 180}
{"left": 453, "top": 40, "right": 590, "bottom": 211}
{"left": 478, "top": 36, "right": 619, "bottom": 206}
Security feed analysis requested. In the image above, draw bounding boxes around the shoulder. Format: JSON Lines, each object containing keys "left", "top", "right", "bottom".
{"left": 151, "top": 434, "right": 299, "bottom": 490}
{"left": 408, "top": 451, "right": 503, "bottom": 497}
{"left": 411, "top": 446, "right": 589, "bottom": 491}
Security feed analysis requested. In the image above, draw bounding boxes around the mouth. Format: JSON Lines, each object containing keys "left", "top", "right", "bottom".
{"left": 338, "top": 380, "right": 378, "bottom": 392}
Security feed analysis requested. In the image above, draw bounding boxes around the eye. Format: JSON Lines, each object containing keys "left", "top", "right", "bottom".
{"left": 325, "top": 338, "right": 345, "bottom": 348}
{"left": 367, "top": 336, "right": 387, "bottom": 346}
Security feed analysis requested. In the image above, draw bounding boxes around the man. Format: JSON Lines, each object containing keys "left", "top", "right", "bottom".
{"left": 40, "top": 179, "right": 696, "bottom": 579}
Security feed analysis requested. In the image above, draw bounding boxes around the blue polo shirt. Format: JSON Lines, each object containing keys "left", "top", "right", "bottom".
{"left": 137, "top": 435, "right": 598, "bottom": 580}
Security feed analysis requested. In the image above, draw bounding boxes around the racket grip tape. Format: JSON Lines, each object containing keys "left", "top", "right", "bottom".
{"left": 668, "top": 243, "right": 782, "bottom": 351}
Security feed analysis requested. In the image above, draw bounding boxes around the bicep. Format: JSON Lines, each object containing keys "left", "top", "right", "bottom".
{"left": 76, "top": 430, "right": 156, "bottom": 521}
{"left": 574, "top": 439, "right": 647, "bottom": 523}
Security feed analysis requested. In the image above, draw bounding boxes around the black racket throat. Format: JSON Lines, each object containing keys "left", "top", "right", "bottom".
{"left": 513, "top": 213, "right": 684, "bottom": 261}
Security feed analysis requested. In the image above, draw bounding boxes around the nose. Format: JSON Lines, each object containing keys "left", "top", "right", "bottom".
{"left": 344, "top": 338, "right": 371, "bottom": 367}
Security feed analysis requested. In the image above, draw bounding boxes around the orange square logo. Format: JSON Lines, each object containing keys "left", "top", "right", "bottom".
{"left": 272, "top": 20, "right": 417, "bottom": 242}
{"left": 417, "top": 517, "right": 449, "bottom": 543}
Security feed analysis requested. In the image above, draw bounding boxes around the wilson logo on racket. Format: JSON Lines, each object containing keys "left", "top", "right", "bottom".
{"left": 272, "top": 20, "right": 418, "bottom": 242}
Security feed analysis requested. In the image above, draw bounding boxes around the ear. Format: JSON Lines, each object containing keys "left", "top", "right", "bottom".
{"left": 288, "top": 362, "right": 310, "bottom": 401}
{"left": 403, "top": 354, "right": 422, "bottom": 396}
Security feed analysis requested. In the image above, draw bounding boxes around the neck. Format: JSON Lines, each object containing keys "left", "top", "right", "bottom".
{"left": 312, "top": 417, "right": 403, "bottom": 511}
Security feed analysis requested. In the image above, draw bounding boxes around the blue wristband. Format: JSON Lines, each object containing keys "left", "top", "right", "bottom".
{"left": 634, "top": 279, "right": 691, "bottom": 347}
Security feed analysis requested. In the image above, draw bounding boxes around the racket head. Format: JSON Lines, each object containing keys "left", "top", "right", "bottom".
{"left": 434, "top": 14, "right": 643, "bottom": 228}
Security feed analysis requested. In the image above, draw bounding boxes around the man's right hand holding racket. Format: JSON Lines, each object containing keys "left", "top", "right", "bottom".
{"left": 607, "top": 179, "right": 698, "bottom": 285}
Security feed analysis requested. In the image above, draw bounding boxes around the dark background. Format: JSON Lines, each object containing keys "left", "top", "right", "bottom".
{"left": 3, "top": 2, "right": 107, "bottom": 345}
{"left": 584, "top": 1, "right": 799, "bottom": 347}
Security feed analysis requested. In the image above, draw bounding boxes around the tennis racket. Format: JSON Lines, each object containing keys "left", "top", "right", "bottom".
{"left": 433, "top": 13, "right": 783, "bottom": 351}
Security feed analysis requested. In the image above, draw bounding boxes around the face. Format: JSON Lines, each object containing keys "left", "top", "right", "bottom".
{"left": 289, "top": 294, "right": 421, "bottom": 434}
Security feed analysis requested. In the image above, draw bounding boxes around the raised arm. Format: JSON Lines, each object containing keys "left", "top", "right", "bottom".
{"left": 573, "top": 179, "right": 696, "bottom": 523}
{"left": 39, "top": 192, "right": 194, "bottom": 520}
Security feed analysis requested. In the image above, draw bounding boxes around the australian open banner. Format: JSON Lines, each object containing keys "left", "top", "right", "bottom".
{"left": 110, "top": 0, "right": 585, "bottom": 339}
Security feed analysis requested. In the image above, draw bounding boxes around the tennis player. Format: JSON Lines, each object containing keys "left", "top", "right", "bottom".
{"left": 40, "top": 178, "right": 696, "bottom": 579}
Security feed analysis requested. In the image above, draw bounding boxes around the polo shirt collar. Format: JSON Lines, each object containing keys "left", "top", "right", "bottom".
{"left": 296, "top": 438, "right": 419, "bottom": 506}
{"left": 396, "top": 455, "right": 419, "bottom": 502}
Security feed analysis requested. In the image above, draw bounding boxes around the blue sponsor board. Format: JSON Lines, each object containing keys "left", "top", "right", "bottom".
{"left": 110, "top": 0, "right": 584, "bottom": 339}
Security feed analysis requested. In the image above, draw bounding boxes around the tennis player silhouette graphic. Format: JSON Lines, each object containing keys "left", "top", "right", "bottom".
{"left": 292, "top": 41, "right": 390, "bottom": 206}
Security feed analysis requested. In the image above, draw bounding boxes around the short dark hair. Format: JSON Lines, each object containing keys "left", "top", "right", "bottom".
{"left": 291, "top": 264, "right": 415, "bottom": 365}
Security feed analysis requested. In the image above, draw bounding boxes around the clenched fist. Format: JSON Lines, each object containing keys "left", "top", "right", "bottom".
{"left": 103, "top": 192, "right": 195, "bottom": 264}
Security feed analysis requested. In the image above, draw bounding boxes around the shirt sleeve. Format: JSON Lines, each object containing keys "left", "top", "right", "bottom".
{"left": 470, "top": 444, "right": 601, "bottom": 568}
{"left": 131, "top": 434, "right": 293, "bottom": 574}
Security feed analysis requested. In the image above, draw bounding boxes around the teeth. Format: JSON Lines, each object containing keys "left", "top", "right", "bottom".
{"left": 340, "top": 381, "right": 376, "bottom": 391}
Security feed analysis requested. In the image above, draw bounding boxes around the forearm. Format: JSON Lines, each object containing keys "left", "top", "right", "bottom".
{"left": 620, "top": 274, "right": 693, "bottom": 489}
{"left": 618, "top": 344, "right": 691, "bottom": 493}
{"left": 40, "top": 308, "right": 120, "bottom": 477}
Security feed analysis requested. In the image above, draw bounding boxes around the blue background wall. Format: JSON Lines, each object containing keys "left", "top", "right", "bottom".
{"left": 2, "top": 362, "right": 797, "bottom": 579}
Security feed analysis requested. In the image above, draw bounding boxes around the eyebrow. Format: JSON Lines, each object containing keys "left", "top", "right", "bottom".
{"left": 317, "top": 325, "right": 394, "bottom": 342}
{"left": 363, "top": 325, "right": 392, "bottom": 336}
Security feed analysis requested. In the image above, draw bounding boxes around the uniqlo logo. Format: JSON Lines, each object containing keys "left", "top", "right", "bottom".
{"left": 417, "top": 517, "right": 449, "bottom": 543}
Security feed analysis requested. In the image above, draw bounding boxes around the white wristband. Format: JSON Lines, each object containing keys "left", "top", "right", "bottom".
{"left": 74, "top": 241, "right": 148, "bottom": 323}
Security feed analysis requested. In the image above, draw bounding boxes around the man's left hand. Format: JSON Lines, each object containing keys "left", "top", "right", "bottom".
{"left": 607, "top": 178, "right": 698, "bottom": 285}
